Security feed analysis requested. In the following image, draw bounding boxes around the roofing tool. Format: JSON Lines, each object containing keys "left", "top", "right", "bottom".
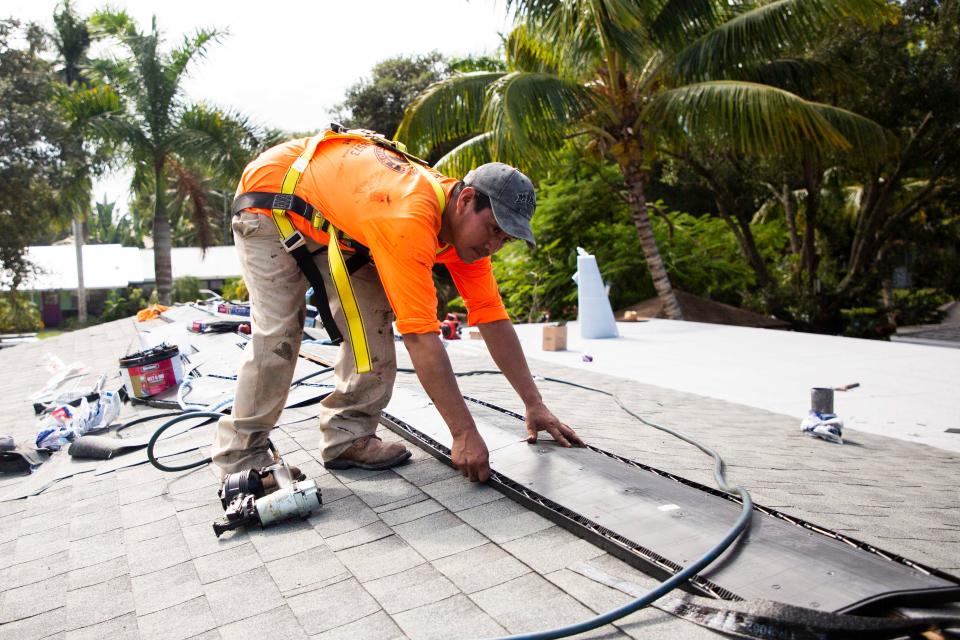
{"left": 213, "top": 463, "right": 322, "bottom": 537}
{"left": 440, "top": 312, "right": 461, "bottom": 340}
{"left": 189, "top": 319, "right": 250, "bottom": 334}
{"left": 217, "top": 302, "right": 251, "bottom": 317}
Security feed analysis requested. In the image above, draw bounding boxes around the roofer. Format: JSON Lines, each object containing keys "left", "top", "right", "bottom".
{"left": 211, "top": 125, "right": 582, "bottom": 483}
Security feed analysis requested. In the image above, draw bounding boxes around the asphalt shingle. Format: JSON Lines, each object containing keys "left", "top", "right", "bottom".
{"left": 392, "top": 510, "right": 488, "bottom": 561}
{"left": 203, "top": 566, "right": 285, "bottom": 627}
{"left": 285, "top": 576, "right": 381, "bottom": 635}
{"left": 364, "top": 562, "right": 460, "bottom": 614}
{"left": 392, "top": 593, "right": 507, "bottom": 640}
{"left": 135, "top": 595, "right": 218, "bottom": 640}
{"left": 131, "top": 561, "right": 204, "bottom": 616}
{"left": 216, "top": 604, "right": 309, "bottom": 640}
{"left": 431, "top": 543, "right": 531, "bottom": 595}
{"left": 264, "top": 544, "right": 347, "bottom": 594}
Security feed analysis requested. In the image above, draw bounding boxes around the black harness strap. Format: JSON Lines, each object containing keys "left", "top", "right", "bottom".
{"left": 231, "top": 192, "right": 314, "bottom": 219}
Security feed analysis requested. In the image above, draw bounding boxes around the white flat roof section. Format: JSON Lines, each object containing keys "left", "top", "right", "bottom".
{"left": 457, "top": 320, "right": 960, "bottom": 453}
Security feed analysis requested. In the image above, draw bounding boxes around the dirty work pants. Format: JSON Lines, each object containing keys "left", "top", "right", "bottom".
{"left": 211, "top": 211, "right": 397, "bottom": 474}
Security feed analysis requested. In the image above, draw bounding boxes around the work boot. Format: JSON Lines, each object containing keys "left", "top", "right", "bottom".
{"left": 324, "top": 435, "right": 411, "bottom": 470}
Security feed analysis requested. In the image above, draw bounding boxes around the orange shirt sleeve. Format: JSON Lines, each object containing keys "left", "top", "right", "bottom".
{"left": 444, "top": 256, "right": 510, "bottom": 327}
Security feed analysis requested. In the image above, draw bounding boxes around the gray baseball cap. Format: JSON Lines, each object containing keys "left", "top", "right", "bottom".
{"left": 463, "top": 162, "right": 536, "bottom": 247}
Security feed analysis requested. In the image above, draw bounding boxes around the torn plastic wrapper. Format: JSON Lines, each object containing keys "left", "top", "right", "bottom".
{"left": 801, "top": 410, "right": 844, "bottom": 444}
{"left": 35, "top": 391, "right": 122, "bottom": 451}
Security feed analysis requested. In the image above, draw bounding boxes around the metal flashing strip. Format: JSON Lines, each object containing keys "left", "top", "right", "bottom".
{"left": 381, "top": 388, "right": 960, "bottom": 615}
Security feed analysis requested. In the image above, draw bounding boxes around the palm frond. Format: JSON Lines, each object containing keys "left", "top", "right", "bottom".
{"left": 167, "top": 158, "right": 214, "bottom": 251}
{"left": 645, "top": 81, "right": 852, "bottom": 155}
{"left": 396, "top": 72, "right": 505, "bottom": 157}
{"left": 809, "top": 102, "right": 896, "bottom": 159}
{"left": 175, "top": 104, "right": 263, "bottom": 183}
{"left": 721, "top": 58, "right": 853, "bottom": 97}
{"left": 482, "top": 71, "right": 598, "bottom": 168}
{"left": 166, "top": 28, "right": 223, "bottom": 82}
{"left": 433, "top": 133, "right": 495, "bottom": 178}
{"left": 649, "top": 0, "right": 726, "bottom": 53}
{"left": 504, "top": 24, "right": 561, "bottom": 73}
{"left": 672, "top": 0, "right": 888, "bottom": 82}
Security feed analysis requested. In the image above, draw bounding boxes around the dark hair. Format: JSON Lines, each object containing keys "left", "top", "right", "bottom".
{"left": 451, "top": 181, "right": 491, "bottom": 212}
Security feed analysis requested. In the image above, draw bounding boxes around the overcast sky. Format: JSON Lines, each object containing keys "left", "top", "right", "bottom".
{"left": 6, "top": 0, "right": 511, "bottom": 211}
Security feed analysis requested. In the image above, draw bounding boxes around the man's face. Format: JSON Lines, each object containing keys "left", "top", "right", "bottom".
{"left": 453, "top": 192, "right": 514, "bottom": 263}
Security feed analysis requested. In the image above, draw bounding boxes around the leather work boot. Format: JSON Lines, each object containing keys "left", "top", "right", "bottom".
{"left": 324, "top": 435, "right": 412, "bottom": 470}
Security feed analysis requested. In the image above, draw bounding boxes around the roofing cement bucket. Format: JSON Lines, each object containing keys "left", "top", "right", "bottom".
{"left": 119, "top": 343, "right": 183, "bottom": 398}
{"left": 575, "top": 247, "right": 619, "bottom": 339}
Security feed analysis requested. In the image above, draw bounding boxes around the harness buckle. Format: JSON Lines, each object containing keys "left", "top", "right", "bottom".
{"left": 281, "top": 230, "right": 306, "bottom": 253}
{"left": 272, "top": 194, "right": 295, "bottom": 210}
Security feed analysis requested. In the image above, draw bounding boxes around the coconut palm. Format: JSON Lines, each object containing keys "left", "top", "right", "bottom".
{"left": 397, "top": 0, "right": 892, "bottom": 319}
{"left": 85, "top": 10, "right": 236, "bottom": 304}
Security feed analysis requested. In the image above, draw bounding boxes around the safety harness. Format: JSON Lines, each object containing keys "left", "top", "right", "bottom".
{"left": 231, "top": 124, "right": 446, "bottom": 374}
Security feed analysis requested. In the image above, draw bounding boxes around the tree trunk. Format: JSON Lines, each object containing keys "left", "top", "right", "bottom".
{"left": 801, "top": 158, "right": 822, "bottom": 291}
{"left": 781, "top": 178, "right": 801, "bottom": 256}
{"left": 619, "top": 159, "right": 683, "bottom": 320}
{"left": 72, "top": 217, "right": 87, "bottom": 324}
{"left": 153, "top": 160, "right": 173, "bottom": 305}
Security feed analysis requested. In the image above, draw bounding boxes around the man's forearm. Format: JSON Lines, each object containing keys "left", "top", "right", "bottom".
{"left": 477, "top": 319, "right": 542, "bottom": 408}
{"left": 401, "top": 332, "right": 477, "bottom": 436}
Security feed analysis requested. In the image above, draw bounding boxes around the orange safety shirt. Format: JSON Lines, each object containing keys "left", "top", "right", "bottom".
{"left": 237, "top": 135, "right": 510, "bottom": 335}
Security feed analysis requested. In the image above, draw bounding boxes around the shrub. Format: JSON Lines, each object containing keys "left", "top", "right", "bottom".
{"left": 172, "top": 276, "right": 202, "bottom": 303}
{"left": 0, "top": 291, "right": 43, "bottom": 333}
{"left": 222, "top": 277, "right": 249, "bottom": 302}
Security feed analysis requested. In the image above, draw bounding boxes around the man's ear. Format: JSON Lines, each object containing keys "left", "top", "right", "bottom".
{"left": 457, "top": 185, "right": 478, "bottom": 213}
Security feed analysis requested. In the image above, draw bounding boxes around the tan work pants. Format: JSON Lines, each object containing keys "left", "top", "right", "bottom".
{"left": 211, "top": 211, "right": 397, "bottom": 474}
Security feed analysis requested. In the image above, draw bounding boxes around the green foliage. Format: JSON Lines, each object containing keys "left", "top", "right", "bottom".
{"left": 0, "top": 291, "right": 43, "bottom": 333}
{"left": 333, "top": 52, "right": 451, "bottom": 139}
{"left": 493, "top": 155, "right": 752, "bottom": 321}
{"left": 890, "top": 288, "right": 950, "bottom": 327}
{"left": 100, "top": 287, "right": 156, "bottom": 321}
{"left": 88, "top": 195, "right": 138, "bottom": 245}
{"left": 221, "top": 278, "right": 248, "bottom": 302}
{"left": 0, "top": 20, "right": 71, "bottom": 288}
{"left": 172, "top": 276, "right": 202, "bottom": 303}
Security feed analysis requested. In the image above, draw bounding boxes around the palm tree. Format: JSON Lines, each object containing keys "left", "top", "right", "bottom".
{"left": 52, "top": 0, "right": 93, "bottom": 323}
{"left": 397, "top": 0, "right": 891, "bottom": 320}
{"left": 86, "top": 11, "right": 230, "bottom": 304}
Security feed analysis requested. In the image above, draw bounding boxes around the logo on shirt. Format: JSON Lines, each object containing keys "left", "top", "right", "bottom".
{"left": 374, "top": 146, "right": 410, "bottom": 174}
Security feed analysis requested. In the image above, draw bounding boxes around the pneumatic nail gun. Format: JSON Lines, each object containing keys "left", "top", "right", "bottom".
{"left": 213, "top": 463, "right": 322, "bottom": 537}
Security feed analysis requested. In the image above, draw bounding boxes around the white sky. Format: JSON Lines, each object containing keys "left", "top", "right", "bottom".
{"left": 6, "top": 0, "right": 512, "bottom": 216}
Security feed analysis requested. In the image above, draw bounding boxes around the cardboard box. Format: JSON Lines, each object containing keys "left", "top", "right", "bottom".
{"left": 542, "top": 324, "right": 567, "bottom": 351}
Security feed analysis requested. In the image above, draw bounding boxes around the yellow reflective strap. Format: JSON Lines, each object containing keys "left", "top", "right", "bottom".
{"left": 411, "top": 162, "right": 446, "bottom": 211}
{"left": 270, "top": 135, "right": 323, "bottom": 242}
{"left": 326, "top": 224, "right": 372, "bottom": 373}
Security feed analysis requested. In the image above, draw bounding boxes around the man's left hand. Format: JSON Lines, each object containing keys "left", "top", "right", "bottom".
{"left": 525, "top": 403, "right": 584, "bottom": 448}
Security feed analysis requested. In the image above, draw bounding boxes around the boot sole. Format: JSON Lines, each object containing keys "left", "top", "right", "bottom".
{"left": 324, "top": 450, "right": 412, "bottom": 471}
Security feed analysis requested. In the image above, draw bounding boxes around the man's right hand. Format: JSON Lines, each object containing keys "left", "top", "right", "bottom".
{"left": 451, "top": 429, "right": 490, "bottom": 482}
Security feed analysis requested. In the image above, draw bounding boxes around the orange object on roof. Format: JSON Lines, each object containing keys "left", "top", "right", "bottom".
{"left": 136, "top": 304, "right": 171, "bottom": 322}
{"left": 237, "top": 136, "right": 508, "bottom": 335}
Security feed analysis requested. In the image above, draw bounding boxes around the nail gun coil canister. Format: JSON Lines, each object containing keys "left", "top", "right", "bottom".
{"left": 119, "top": 344, "right": 183, "bottom": 398}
